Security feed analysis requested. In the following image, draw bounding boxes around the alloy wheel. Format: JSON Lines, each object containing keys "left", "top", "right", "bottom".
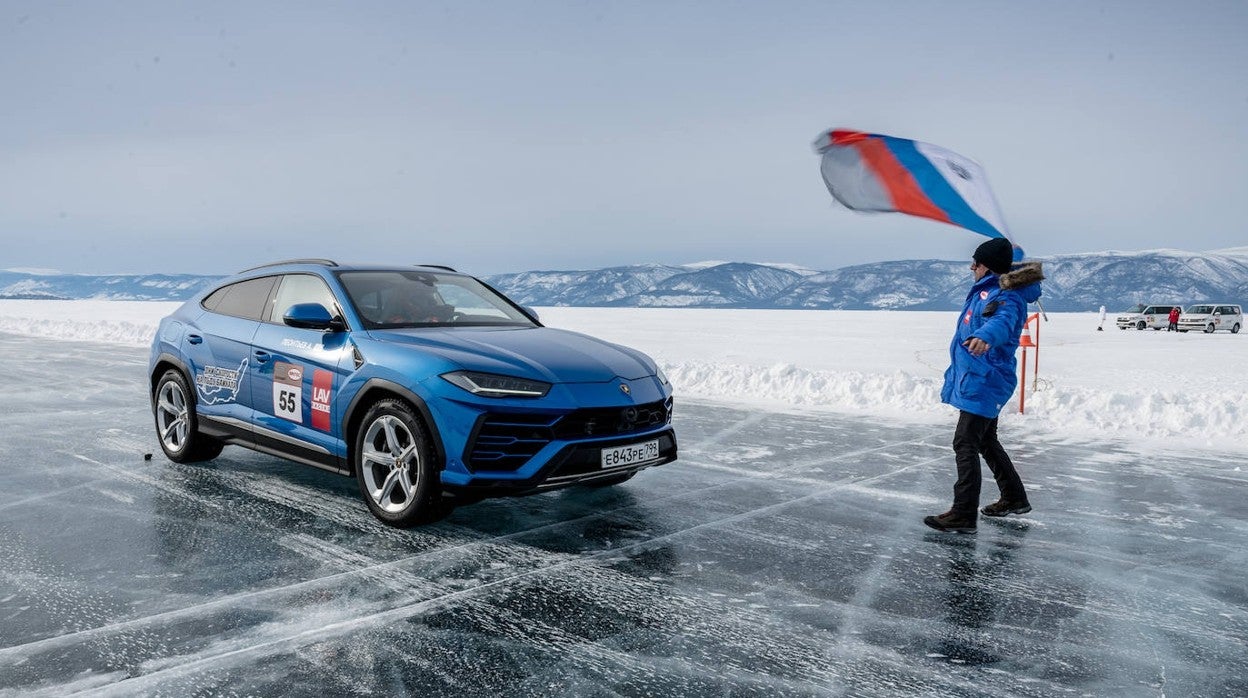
{"left": 360, "top": 415, "right": 421, "bottom": 513}
{"left": 156, "top": 380, "right": 190, "bottom": 453}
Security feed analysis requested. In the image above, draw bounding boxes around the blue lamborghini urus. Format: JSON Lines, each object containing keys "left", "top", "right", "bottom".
{"left": 148, "top": 260, "right": 677, "bottom": 526}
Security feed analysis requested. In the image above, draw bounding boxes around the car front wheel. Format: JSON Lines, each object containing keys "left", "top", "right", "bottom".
{"left": 154, "top": 369, "right": 223, "bottom": 463}
{"left": 354, "top": 399, "right": 444, "bottom": 527}
{"left": 1136, "top": 321, "right": 1146, "bottom": 330}
{"left": 1205, "top": 324, "right": 1216, "bottom": 334}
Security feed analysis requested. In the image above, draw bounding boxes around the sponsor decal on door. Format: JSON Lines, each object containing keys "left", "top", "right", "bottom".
{"left": 311, "top": 369, "right": 333, "bottom": 431}
{"left": 196, "top": 359, "right": 247, "bottom": 405}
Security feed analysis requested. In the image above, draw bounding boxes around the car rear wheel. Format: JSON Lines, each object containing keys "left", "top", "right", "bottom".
{"left": 154, "top": 369, "right": 224, "bottom": 463}
{"left": 354, "top": 399, "right": 445, "bottom": 527}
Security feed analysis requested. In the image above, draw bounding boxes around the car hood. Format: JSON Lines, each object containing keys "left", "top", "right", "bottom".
{"left": 368, "top": 326, "right": 656, "bottom": 383}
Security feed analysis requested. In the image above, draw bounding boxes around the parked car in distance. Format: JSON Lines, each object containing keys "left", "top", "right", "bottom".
{"left": 148, "top": 260, "right": 677, "bottom": 527}
{"left": 1176, "top": 304, "right": 1243, "bottom": 334}
{"left": 1116, "top": 304, "right": 1182, "bottom": 330}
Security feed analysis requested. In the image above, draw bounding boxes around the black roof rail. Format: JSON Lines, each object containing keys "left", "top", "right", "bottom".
{"left": 239, "top": 259, "right": 339, "bottom": 273}
{"left": 415, "top": 264, "right": 457, "bottom": 272}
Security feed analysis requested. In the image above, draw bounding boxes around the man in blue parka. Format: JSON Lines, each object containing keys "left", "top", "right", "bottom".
{"left": 925, "top": 237, "right": 1044, "bottom": 533}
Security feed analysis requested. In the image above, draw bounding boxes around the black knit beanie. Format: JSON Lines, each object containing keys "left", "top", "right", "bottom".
{"left": 973, "top": 237, "right": 1014, "bottom": 275}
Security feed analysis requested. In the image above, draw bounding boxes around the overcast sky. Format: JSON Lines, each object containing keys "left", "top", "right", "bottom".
{"left": 2, "top": 1, "right": 1245, "bottom": 275}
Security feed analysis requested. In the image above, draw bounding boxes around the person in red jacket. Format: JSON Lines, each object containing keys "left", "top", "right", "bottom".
{"left": 1167, "top": 306, "right": 1180, "bottom": 332}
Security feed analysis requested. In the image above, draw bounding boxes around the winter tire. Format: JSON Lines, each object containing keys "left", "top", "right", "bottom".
{"left": 1233, "top": 323, "right": 1241, "bottom": 334}
{"left": 1136, "top": 320, "right": 1146, "bottom": 330}
{"left": 153, "top": 369, "right": 224, "bottom": 463}
{"left": 354, "top": 399, "right": 446, "bottom": 527}
{"left": 1205, "top": 324, "right": 1216, "bottom": 334}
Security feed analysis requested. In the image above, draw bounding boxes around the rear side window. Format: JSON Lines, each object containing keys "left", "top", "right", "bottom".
{"left": 267, "top": 274, "right": 343, "bottom": 324}
{"left": 205, "top": 277, "right": 278, "bottom": 321}
{"left": 201, "top": 286, "right": 229, "bottom": 311}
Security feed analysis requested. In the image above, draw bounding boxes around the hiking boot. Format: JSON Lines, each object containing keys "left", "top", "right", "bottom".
{"left": 923, "top": 510, "right": 977, "bottom": 533}
{"left": 980, "top": 498, "right": 1032, "bottom": 517}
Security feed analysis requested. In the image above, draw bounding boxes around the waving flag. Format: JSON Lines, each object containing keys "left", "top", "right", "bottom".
{"left": 813, "top": 128, "right": 1023, "bottom": 261}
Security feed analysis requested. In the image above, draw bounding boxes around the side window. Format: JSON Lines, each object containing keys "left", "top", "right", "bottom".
{"left": 268, "top": 274, "right": 342, "bottom": 324}
{"left": 211, "top": 277, "right": 279, "bottom": 321}
{"left": 201, "top": 286, "right": 229, "bottom": 311}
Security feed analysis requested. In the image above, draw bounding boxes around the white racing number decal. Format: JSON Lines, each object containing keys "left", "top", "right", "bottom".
{"left": 273, "top": 361, "right": 304, "bottom": 423}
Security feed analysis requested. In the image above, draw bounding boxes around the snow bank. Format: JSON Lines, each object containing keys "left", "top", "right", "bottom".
{"left": 1, "top": 300, "right": 1244, "bottom": 450}
{"left": 539, "top": 308, "right": 1248, "bottom": 451}
{"left": 0, "top": 300, "right": 175, "bottom": 345}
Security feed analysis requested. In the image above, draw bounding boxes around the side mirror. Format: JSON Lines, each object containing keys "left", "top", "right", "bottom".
{"left": 284, "top": 303, "right": 344, "bottom": 331}
{"left": 522, "top": 305, "right": 541, "bottom": 323}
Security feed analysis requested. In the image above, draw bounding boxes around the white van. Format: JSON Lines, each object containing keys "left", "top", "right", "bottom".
{"left": 1177, "top": 304, "right": 1243, "bottom": 334}
{"left": 1116, "top": 304, "right": 1182, "bottom": 330}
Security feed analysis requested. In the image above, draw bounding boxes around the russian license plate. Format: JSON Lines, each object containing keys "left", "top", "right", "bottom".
{"left": 600, "top": 439, "right": 660, "bottom": 469}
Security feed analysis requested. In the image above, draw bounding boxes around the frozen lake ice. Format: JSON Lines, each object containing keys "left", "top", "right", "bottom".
{"left": 1, "top": 332, "right": 1246, "bottom": 696}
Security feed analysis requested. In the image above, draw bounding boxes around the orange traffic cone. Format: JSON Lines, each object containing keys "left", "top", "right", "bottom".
{"left": 1019, "top": 326, "right": 1035, "bottom": 348}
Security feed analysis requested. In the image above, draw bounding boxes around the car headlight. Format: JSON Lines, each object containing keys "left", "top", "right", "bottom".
{"left": 441, "top": 371, "right": 551, "bottom": 398}
{"left": 655, "top": 365, "right": 670, "bottom": 386}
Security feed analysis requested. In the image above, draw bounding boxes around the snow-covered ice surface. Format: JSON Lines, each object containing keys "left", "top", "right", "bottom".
{"left": 1, "top": 300, "right": 1244, "bottom": 451}
{"left": 0, "top": 331, "right": 1246, "bottom": 695}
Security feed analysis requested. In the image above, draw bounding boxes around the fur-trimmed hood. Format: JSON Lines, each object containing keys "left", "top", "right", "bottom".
{"left": 999, "top": 261, "right": 1044, "bottom": 291}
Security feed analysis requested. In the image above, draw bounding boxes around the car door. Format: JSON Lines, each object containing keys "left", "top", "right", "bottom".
{"left": 250, "top": 273, "right": 354, "bottom": 472}
{"left": 182, "top": 276, "right": 278, "bottom": 438}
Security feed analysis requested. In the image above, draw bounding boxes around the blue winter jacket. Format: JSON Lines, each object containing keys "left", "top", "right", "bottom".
{"left": 940, "top": 262, "right": 1044, "bottom": 418}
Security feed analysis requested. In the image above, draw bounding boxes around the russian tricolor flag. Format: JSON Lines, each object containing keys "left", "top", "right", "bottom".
{"left": 814, "top": 129, "right": 1023, "bottom": 261}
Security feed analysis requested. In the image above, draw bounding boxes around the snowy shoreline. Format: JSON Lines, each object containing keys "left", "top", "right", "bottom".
{"left": 1, "top": 300, "right": 1244, "bottom": 452}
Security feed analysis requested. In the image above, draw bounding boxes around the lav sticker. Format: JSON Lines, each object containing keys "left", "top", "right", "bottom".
{"left": 311, "top": 370, "right": 333, "bottom": 431}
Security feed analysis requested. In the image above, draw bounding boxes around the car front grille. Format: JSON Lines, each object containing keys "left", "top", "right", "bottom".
{"left": 466, "top": 398, "right": 673, "bottom": 472}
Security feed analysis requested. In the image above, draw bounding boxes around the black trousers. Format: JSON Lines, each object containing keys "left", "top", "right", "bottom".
{"left": 951, "top": 410, "right": 1028, "bottom": 514}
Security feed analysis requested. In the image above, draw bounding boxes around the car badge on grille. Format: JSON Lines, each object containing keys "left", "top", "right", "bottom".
{"left": 619, "top": 383, "right": 630, "bottom": 395}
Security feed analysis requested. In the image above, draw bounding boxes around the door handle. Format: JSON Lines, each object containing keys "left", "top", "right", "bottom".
{"left": 187, "top": 334, "right": 203, "bottom": 345}
{"left": 254, "top": 350, "right": 271, "bottom": 363}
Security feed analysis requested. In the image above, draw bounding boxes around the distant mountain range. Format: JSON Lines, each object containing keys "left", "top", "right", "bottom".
{"left": 4, "top": 249, "right": 1246, "bottom": 311}
{"left": 0, "top": 270, "right": 219, "bottom": 302}
{"left": 487, "top": 249, "right": 1248, "bottom": 311}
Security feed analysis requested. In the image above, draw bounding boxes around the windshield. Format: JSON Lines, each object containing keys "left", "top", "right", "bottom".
{"left": 337, "top": 270, "right": 536, "bottom": 330}
{"left": 1185, "top": 305, "right": 1213, "bottom": 315}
